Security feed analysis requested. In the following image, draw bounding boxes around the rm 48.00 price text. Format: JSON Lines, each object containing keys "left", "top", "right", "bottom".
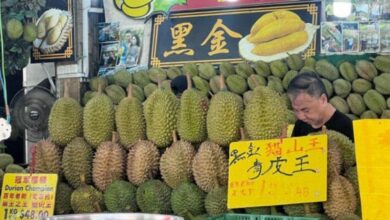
{"left": 4, "top": 208, "right": 49, "bottom": 220}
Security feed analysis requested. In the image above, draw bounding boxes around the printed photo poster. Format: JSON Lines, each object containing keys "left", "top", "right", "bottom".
{"left": 360, "top": 22, "right": 380, "bottom": 53}
{"left": 369, "top": 0, "right": 383, "bottom": 21}
{"left": 321, "top": 22, "right": 343, "bottom": 53}
{"left": 98, "top": 22, "right": 120, "bottom": 43}
{"left": 325, "top": 0, "right": 369, "bottom": 22}
{"left": 380, "top": 21, "right": 390, "bottom": 53}
{"left": 384, "top": 0, "right": 390, "bottom": 19}
{"left": 100, "top": 43, "right": 120, "bottom": 68}
{"left": 342, "top": 22, "right": 359, "bottom": 53}
{"left": 117, "top": 25, "right": 145, "bottom": 68}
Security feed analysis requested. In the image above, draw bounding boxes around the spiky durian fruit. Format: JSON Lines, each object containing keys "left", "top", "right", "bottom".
{"left": 244, "top": 86, "right": 288, "bottom": 140}
{"left": 136, "top": 179, "right": 172, "bottom": 214}
{"left": 116, "top": 84, "right": 146, "bottom": 148}
{"left": 171, "top": 183, "right": 206, "bottom": 218}
{"left": 177, "top": 74, "right": 208, "bottom": 143}
{"left": 327, "top": 130, "right": 356, "bottom": 170}
{"left": 345, "top": 166, "right": 361, "bottom": 217}
{"left": 127, "top": 140, "right": 160, "bottom": 186}
{"left": 70, "top": 176, "right": 104, "bottom": 213}
{"left": 55, "top": 182, "right": 73, "bottom": 215}
{"left": 160, "top": 132, "right": 196, "bottom": 188}
{"left": 104, "top": 180, "right": 138, "bottom": 212}
{"left": 323, "top": 175, "right": 357, "bottom": 219}
{"left": 205, "top": 187, "right": 228, "bottom": 216}
{"left": 62, "top": 137, "right": 93, "bottom": 189}
{"left": 33, "top": 139, "right": 62, "bottom": 175}
{"left": 48, "top": 82, "right": 82, "bottom": 146}
{"left": 0, "top": 153, "right": 14, "bottom": 170}
{"left": 92, "top": 133, "right": 126, "bottom": 191}
{"left": 207, "top": 76, "right": 243, "bottom": 146}
{"left": 192, "top": 141, "right": 228, "bottom": 192}
{"left": 83, "top": 87, "right": 115, "bottom": 148}
{"left": 144, "top": 86, "right": 179, "bottom": 148}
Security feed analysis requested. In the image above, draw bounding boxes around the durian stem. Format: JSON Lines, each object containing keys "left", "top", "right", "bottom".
{"left": 321, "top": 125, "right": 328, "bottom": 134}
{"left": 250, "top": 74, "right": 260, "bottom": 87}
{"left": 329, "top": 162, "right": 339, "bottom": 178}
{"left": 186, "top": 73, "right": 192, "bottom": 90}
{"left": 240, "top": 127, "right": 246, "bottom": 140}
{"left": 94, "top": 202, "right": 102, "bottom": 213}
{"left": 97, "top": 80, "right": 103, "bottom": 94}
{"left": 219, "top": 75, "right": 226, "bottom": 91}
{"left": 280, "top": 124, "right": 288, "bottom": 139}
{"left": 303, "top": 203, "right": 310, "bottom": 215}
{"left": 172, "top": 130, "right": 178, "bottom": 143}
{"left": 79, "top": 174, "right": 86, "bottom": 185}
{"left": 157, "top": 76, "right": 162, "bottom": 89}
{"left": 112, "top": 131, "right": 119, "bottom": 143}
{"left": 63, "top": 79, "right": 70, "bottom": 98}
{"left": 270, "top": 206, "right": 278, "bottom": 215}
{"left": 127, "top": 84, "right": 133, "bottom": 98}
{"left": 184, "top": 210, "right": 195, "bottom": 220}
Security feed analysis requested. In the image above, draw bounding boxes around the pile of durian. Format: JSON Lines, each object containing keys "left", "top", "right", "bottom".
{"left": 4, "top": 55, "right": 388, "bottom": 220}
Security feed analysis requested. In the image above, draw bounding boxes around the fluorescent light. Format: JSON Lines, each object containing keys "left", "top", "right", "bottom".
{"left": 333, "top": 0, "right": 352, "bottom": 18}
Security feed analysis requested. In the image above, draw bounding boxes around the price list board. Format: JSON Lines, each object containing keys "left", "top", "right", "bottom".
{"left": 0, "top": 174, "right": 58, "bottom": 220}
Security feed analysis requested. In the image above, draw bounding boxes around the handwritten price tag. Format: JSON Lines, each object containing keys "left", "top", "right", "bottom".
{"left": 0, "top": 174, "right": 58, "bottom": 220}
{"left": 228, "top": 135, "right": 327, "bottom": 208}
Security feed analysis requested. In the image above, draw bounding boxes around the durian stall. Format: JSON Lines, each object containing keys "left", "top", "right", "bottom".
{"left": 0, "top": 0, "right": 390, "bottom": 220}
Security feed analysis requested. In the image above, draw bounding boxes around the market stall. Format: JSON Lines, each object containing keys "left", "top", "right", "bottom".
{"left": 0, "top": 0, "right": 390, "bottom": 220}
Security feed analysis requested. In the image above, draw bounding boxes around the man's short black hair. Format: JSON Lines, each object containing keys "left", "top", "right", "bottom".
{"left": 171, "top": 75, "right": 188, "bottom": 95}
{"left": 287, "top": 72, "right": 327, "bottom": 100}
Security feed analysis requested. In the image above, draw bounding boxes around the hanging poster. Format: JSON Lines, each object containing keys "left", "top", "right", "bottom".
{"left": 31, "top": 0, "right": 75, "bottom": 63}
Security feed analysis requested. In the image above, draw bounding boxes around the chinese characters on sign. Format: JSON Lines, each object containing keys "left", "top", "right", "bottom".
{"left": 163, "top": 19, "right": 242, "bottom": 57}
{"left": 150, "top": 1, "right": 321, "bottom": 67}
{"left": 0, "top": 174, "right": 58, "bottom": 220}
{"left": 228, "top": 135, "right": 327, "bottom": 209}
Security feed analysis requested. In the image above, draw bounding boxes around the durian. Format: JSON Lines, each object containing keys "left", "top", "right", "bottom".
{"left": 192, "top": 141, "right": 228, "bottom": 192}
{"left": 160, "top": 132, "right": 196, "bottom": 188}
{"left": 92, "top": 133, "right": 126, "bottom": 191}
{"left": 127, "top": 140, "right": 160, "bottom": 186}
{"left": 48, "top": 81, "right": 82, "bottom": 146}
{"left": 115, "top": 84, "right": 146, "bottom": 148}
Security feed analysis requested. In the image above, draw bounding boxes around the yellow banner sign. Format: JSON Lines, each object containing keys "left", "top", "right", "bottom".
{"left": 228, "top": 135, "right": 327, "bottom": 208}
{"left": 353, "top": 119, "right": 390, "bottom": 220}
{"left": 0, "top": 173, "right": 58, "bottom": 220}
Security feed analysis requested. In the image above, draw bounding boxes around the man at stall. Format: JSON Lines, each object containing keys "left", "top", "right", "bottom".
{"left": 287, "top": 72, "right": 354, "bottom": 141}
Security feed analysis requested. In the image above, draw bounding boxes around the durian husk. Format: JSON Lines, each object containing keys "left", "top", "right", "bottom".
{"left": 116, "top": 84, "right": 146, "bottom": 148}
{"left": 92, "top": 132, "right": 125, "bottom": 191}
{"left": 55, "top": 182, "right": 73, "bottom": 215}
{"left": 48, "top": 81, "right": 83, "bottom": 146}
{"left": 127, "top": 140, "right": 160, "bottom": 186}
{"left": 192, "top": 141, "right": 228, "bottom": 192}
{"left": 70, "top": 175, "right": 104, "bottom": 213}
{"left": 244, "top": 85, "right": 288, "bottom": 140}
{"left": 62, "top": 137, "right": 93, "bottom": 188}
{"left": 206, "top": 75, "right": 243, "bottom": 146}
{"left": 33, "top": 139, "right": 62, "bottom": 175}
{"left": 177, "top": 74, "right": 208, "bottom": 143}
{"left": 160, "top": 131, "right": 196, "bottom": 188}
{"left": 323, "top": 174, "right": 357, "bottom": 219}
{"left": 205, "top": 187, "right": 228, "bottom": 216}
